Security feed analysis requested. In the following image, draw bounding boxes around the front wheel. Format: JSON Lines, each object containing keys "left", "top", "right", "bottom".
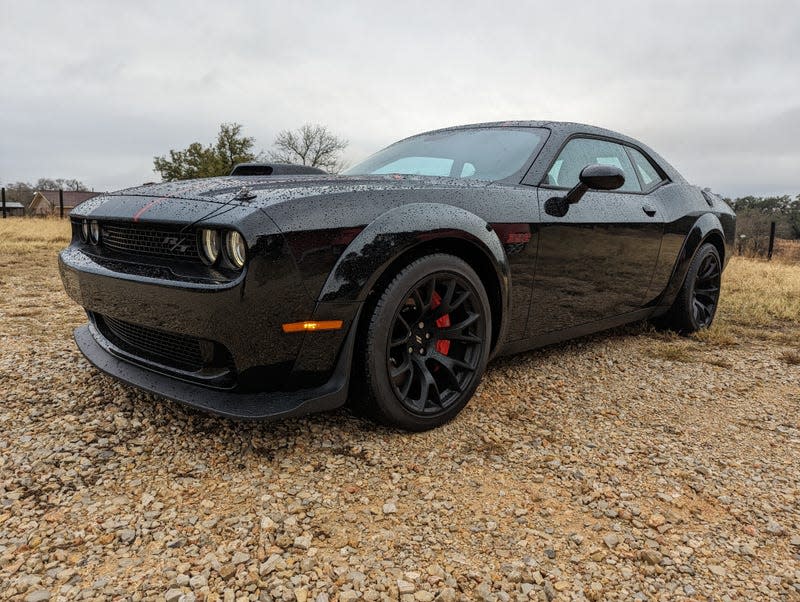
{"left": 357, "top": 254, "right": 491, "bottom": 431}
{"left": 655, "top": 243, "right": 722, "bottom": 334}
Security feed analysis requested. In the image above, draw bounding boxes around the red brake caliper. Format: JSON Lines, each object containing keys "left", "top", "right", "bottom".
{"left": 431, "top": 291, "right": 451, "bottom": 355}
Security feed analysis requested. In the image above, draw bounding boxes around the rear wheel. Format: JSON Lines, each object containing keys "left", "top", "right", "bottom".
{"left": 357, "top": 254, "right": 491, "bottom": 431}
{"left": 655, "top": 243, "right": 722, "bottom": 333}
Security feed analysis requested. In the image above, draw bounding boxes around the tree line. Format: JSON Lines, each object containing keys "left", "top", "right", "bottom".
{"left": 724, "top": 194, "right": 800, "bottom": 240}
{"left": 152, "top": 122, "right": 348, "bottom": 181}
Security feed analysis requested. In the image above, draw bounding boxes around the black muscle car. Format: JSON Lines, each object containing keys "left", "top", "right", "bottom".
{"left": 59, "top": 121, "right": 735, "bottom": 431}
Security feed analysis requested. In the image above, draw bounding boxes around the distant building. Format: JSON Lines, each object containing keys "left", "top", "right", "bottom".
{"left": 1, "top": 201, "right": 26, "bottom": 217}
{"left": 29, "top": 190, "right": 100, "bottom": 216}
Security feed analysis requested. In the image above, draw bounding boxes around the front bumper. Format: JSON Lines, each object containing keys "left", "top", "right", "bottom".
{"left": 75, "top": 322, "right": 354, "bottom": 419}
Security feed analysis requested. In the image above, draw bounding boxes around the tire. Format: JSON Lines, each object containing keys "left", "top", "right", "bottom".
{"left": 355, "top": 254, "right": 492, "bottom": 431}
{"left": 655, "top": 243, "right": 722, "bottom": 334}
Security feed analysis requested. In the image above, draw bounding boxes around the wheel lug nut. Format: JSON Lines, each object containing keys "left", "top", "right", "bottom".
{"left": 419, "top": 348, "right": 425, "bottom": 354}
{"left": 408, "top": 347, "right": 413, "bottom": 353}
{"left": 425, "top": 333, "right": 430, "bottom": 339}
{"left": 418, "top": 322, "right": 425, "bottom": 329}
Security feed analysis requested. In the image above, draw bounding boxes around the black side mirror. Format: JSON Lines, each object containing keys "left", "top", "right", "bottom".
{"left": 545, "top": 164, "right": 625, "bottom": 217}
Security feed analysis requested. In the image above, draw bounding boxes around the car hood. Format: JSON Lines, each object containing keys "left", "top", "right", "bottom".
{"left": 71, "top": 175, "right": 494, "bottom": 224}
{"left": 112, "top": 174, "right": 492, "bottom": 206}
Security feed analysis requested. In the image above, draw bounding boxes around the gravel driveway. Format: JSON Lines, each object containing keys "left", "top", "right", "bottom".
{"left": 1, "top": 244, "right": 799, "bottom": 601}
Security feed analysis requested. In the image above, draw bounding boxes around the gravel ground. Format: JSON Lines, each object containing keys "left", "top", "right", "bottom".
{"left": 1, "top": 248, "right": 799, "bottom": 602}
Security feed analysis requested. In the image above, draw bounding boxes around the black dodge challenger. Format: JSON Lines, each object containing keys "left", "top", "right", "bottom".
{"left": 59, "top": 121, "right": 735, "bottom": 431}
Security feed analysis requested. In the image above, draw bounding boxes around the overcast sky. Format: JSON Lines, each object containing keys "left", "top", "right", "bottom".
{"left": 1, "top": 0, "right": 798, "bottom": 198}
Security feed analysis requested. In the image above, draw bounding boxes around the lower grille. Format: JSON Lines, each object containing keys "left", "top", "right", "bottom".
{"left": 101, "top": 223, "right": 200, "bottom": 262}
{"left": 99, "top": 315, "right": 214, "bottom": 373}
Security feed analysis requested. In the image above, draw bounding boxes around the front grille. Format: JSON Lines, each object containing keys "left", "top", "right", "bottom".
{"left": 100, "top": 315, "right": 207, "bottom": 372}
{"left": 101, "top": 223, "right": 200, "bottom": 262}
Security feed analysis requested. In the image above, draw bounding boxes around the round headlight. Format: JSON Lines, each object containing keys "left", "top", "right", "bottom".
{"left": 199, "top": 229, "right": 220, "bottom": 265}
{"left": 80, "top": 220, "right": 89, "bottom": 243}
{"left": 225, "top": 231, "right": 246, "bottom": 269}
{"left": 89, "top": 221, "right": 101, "bottom": 245}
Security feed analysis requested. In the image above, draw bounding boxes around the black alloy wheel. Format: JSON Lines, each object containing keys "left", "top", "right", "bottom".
{"left": 690, "top": 251, "right": 721, "bottom": 328}
{"left": 655, "top": 243, "right": 722, "bottom": 334}
{"left": 356, "top": 254, "right": 491, "bottom": 431}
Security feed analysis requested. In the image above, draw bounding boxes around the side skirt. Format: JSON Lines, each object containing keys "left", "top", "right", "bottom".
{"left": 496, "top": 308, "right": 657, "bottom": 357}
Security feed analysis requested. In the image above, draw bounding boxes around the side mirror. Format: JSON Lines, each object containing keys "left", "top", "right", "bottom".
{"left": 545, "top": 164, "right": 625, "bottom": 217}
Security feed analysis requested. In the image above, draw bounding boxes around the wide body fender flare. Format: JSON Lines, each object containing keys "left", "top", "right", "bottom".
{"left": 655, "top": 212, "right": 729, "bottom": 309}
{"left": 316, "top": 202, "right": 512, "bottom": 351}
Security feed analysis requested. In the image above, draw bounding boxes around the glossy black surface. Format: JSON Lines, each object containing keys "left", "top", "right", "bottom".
{"left": 60, "top": 120, "right": 736, "bottom": 420}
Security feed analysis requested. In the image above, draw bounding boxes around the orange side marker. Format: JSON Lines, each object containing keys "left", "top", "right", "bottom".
{"left": 282, "top": 320, "right": 343, "bottom": 333}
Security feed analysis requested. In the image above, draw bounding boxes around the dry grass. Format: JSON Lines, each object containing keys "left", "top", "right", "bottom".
{"left": 716, "top": 256, "right": 800, "bottom": 328}
{"left": 0, "top": 217, "right": 72, "bottom": 258}
{"left": 774, "top": 238, "right": 800, "bottom": 263}
{"left": 781, "top": 349, "right": 800, "bottom": 366}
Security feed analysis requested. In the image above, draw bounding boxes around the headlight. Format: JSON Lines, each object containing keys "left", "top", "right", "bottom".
{"left": 89, "top": 221, "right": 101, "bottom": 245}
{"left": 225, "top": 231, "right": 246, "bottom": 269}
{"left": 199, "top": 229, "right": 220, "bottom": 265}
{"left": 80, "top": 220, "right": 89, "bottom": 243}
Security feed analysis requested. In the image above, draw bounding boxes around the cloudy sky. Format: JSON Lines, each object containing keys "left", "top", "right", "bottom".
{"left": 1, "top": 0, "right": 798, "bottom": 197}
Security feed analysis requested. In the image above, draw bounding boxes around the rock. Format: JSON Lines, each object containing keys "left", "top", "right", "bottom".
{"left": 790, "top": 535, "right": 800, "bottom": 547}
{"left": 603, "top": 534, "right": 620, "bottom": 548}
{"left": 189, "top": 575, "right": 207, "bottom": 589}
{"left": 647, "top": 514, "right": 665, "bottom": 528}
{"left": 708, "top": 565, "right": 727, "bottom": 577}
{"left": 382, "top": 502, "right": 397, "bottom": 514}
{"left": 435, "top": 587, "right": 457, "bottom": 602}
{"left": 231, "top": 552, "right": 250, "bottom": 565}
{"left": 25, "top": 592, "right": 50, "bottom": 602}
{"left": 339, "top": 592, "right": 358, "bottom": 602}
{"left": 118, "top": 529, "right": 136, "bottom": 543}
{"left": 397, "top": 580, "right": 415, "bottom": 595}
{"left": 639, "top": 549, "right": 662, "bottom": 565}
{"left": 544, "top": 548, "right": 556, "bottom": 559}
{"left": 293, "top": 589, "right": 308, "bottom": 602}
{"left": 164, "top": 589, "right": 183, "bottom": 602}
{"left": 218, "top": 564, "right": 236, "bottom": 579}
{"left": 294, "top": 535, "right": 312, "bottom": 550}
{"left": 766, "top": 521, "right": 784, "bottom": 535}
{"left": 414, "top": 592, "right": 434, "bottom": 602}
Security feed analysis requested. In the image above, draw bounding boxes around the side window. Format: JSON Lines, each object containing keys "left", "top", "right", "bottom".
{"left": 546, "top": 138, "right": 641, "bottom": 192}
{"left": 627, "top": 147, "right": 664, "bottom": 190}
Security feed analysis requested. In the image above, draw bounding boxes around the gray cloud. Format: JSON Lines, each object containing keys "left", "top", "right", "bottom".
{"left": 1, "top": 0, "right": 798, "bottom": 197}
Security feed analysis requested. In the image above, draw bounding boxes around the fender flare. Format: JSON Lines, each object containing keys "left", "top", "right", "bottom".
{"left": 656, "top": 213, "right": 726, "bottom": 308}
{"left": 316, "top": 202, "right": 511, "bottom": 348}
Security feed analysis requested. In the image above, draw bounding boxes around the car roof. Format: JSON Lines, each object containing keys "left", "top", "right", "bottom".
{"left": 412, "top": 120, "right": 686, "bottom": 184}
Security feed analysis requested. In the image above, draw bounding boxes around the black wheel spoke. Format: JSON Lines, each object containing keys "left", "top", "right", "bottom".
{"left": 390, "top": 315, "right": 412, "bottom": 347}
{"left": 437, "top": 312, "right": 479, "bottom": 339}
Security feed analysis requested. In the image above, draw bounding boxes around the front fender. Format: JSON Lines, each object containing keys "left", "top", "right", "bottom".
{"left": 318, "top": 202, "right": 510, "bottom": 302}
{"left": 655, "top": 212, "right": 727, "bottom": 308}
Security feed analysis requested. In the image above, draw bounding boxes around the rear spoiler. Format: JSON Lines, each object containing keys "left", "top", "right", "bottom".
{"left": 230, "top": 163, "right": 326, "bottom": 176}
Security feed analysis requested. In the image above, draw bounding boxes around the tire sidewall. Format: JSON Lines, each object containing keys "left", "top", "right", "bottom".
{"left": 364, "top": 255, "right": 492, "bottom": 430}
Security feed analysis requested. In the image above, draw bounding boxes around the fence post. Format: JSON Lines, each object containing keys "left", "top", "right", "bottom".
{"left": 59, "top": 189, "right": 64, "bottom": 219}
{"left": 1, "top": 187, "right": 6, "bottom": 219}
{"left": 767, "top": 221, "right": 776, "bottom": 261}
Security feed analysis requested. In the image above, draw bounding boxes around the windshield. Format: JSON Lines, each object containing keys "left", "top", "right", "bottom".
{"left": 343, "top": 127, "right": 547, "bottom": 181}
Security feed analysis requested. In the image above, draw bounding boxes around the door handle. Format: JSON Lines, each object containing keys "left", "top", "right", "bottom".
{"left": 642, "top": 204, "right": 657, "bottom": 217}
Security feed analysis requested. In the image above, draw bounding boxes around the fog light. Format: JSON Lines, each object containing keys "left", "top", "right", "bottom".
{"left": 80, "top": 220, "right": 89, "bottom": 243}
{"left": 89, "top": 221, "right": 101, "bottom": 245}
{"left": 199, "top": 229, "right": 220, "bottom": 265}
{"left": 225, "top": 231, "right": 246, "bottom": 269}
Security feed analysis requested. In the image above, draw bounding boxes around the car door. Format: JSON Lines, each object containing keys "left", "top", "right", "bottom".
{"left": 526, "top": 136, "right": 664, "bottom": 335}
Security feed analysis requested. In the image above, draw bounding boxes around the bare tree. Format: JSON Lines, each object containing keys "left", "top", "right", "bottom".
{"left": 268, "top": 124, "right": 348, "bottom": 173}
